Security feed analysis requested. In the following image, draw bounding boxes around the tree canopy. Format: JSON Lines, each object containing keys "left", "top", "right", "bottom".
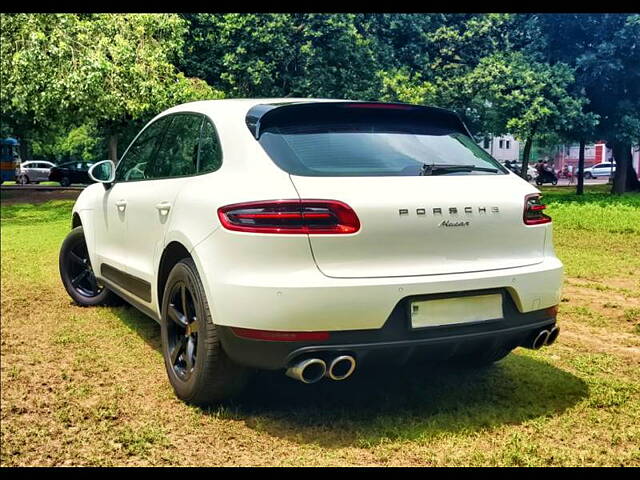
{"left": 1, "top": 13, "right": 638, "bottom": 192}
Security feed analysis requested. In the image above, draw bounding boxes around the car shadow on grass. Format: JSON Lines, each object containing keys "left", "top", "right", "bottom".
{"left": 227, "top": 357, "right": 587, "bottom": 448}
{"left": 115, "top": 305, "right": 588, "bottom": 448}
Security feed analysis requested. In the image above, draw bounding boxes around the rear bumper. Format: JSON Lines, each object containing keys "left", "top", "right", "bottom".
{"left": 194, "top": 229, "right": 563, "bottom": 332}
{"left": 217, "top": 288, "right": 557, "bottom": 370}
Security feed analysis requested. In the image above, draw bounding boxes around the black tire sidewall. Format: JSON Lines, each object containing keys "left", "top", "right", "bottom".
{"left": 160, "top": 258, "right": 249, "bottom": 404}
{"left": 61, "top": 177, "right": 70, "bottom": 187}
{"left": 59, "top": 226, "right": 112, "bottom": 306}
{"left": 160, "top": 262, "right": 204, "bottom": 399}
{"left": 162, "top": 260, "right": 222, "bottom": 401}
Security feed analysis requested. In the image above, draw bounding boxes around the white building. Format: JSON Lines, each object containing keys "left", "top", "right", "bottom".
{"left": 479, "top": 135, "right": 520, "bottom": 162}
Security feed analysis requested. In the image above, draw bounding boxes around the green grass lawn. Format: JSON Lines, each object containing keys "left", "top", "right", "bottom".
{"left": 1, "top": 186, "right": 639, "bottom": 466}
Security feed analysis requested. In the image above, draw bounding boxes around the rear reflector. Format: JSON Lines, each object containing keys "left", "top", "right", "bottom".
{"left": 546, "top": 305, "right": 559, "bottom": 317}
{"left": 218, "top": 199, "right": 360, "bottom": 234}
{"left": 524, "top": 194, "right": 551, "bottom": 225}
{"left": 231, "top": 327, "right": 330, "bottom": 342}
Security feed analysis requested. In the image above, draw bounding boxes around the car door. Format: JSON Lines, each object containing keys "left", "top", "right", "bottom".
{"left": 32, "top": 163, "right": 43, "bottom": 181}
{"left": 93, "top": 115, "right": 172, "bottom": 291}
{"left": 21, "top": 162, "right": 32, "bottom": 180}
{"left": 122, "top": 113, "right": 205, "bottom": 306}
{"left": 596, "top": 163, "right": 614, "bottom": 177}
{"left": 35, "top": 162, "right": 49, "bottom": 181}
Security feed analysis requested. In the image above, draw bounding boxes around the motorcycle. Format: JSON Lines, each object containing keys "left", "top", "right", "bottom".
{"left": 535, "top": 169, "right": 558, "bottom": 186}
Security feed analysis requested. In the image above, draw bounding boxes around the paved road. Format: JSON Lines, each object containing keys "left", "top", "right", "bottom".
{"left": 1, "top": 184, "right": 85, "bottom": 191}
{"left": 531, "top": 177, "right": 610, "bottom": 187}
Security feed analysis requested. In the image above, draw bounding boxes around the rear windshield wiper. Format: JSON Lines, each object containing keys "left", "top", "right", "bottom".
{"left": 420, "top": 163, "right": 498, "bottom": 175}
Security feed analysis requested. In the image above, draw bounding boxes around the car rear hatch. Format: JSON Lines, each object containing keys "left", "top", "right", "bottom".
{"left": 250, "top": 101, "right": 547, "bottom": 279}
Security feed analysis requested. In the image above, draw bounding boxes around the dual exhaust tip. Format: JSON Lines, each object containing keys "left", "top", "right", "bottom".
{"left": 529, "top": 325, "right": 560, "bottom": 350}
{"left": 286, "top": 355, "right": 356, "bottom": 384}
{"left": 286, "top": 325, "right": 560, "bottom": 382}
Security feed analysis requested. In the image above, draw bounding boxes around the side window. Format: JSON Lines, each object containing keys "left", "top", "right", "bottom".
{"left": 149, "top": 114, "right": 203, "bottom": 179}
{"left": 116, "top": 116, "right": 171, "bottom": 182}
{"left": 198, "top": 119, "right": 223, "bottom": 173}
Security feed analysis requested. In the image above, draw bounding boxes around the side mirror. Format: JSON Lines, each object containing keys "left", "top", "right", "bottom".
{"left": 88, "top": 160, "right": 116, "bottom": 186}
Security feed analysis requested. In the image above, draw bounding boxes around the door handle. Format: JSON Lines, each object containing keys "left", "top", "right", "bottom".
{"left": 115, "top": 200, "right": 127, "bottom": 211}
{"left": 155, "top": 201, "right": 171, "bottom": 215}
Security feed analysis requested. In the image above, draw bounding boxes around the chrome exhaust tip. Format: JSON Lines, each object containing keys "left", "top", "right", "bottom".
{"left": 326, "top": 355, "right": 356, "bottom": 381}
{"left": 545, "top": 326, "right": 560, "bottom": 346}
{"left": 285, "top": 358, "right": 326, "bottom": 384}
{"left": 531, "top": 329, "right": 550, "bottom": 350}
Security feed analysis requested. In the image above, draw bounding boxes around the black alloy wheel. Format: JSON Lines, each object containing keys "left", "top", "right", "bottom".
{"left": 59, "top": 226, "right": 119, "bottom": 306}
{"left": 160, "top": 258, "right": 249, "bottom": 404}
{"left": 166, "top": 280, "right": 200, "bottom": 381}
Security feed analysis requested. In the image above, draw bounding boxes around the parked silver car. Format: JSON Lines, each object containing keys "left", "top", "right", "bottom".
{"left": 16, "top": 161, "right": 56, "bottom": 184}
{"left": 583, "top": 162, "right": 616, "bottom": 179}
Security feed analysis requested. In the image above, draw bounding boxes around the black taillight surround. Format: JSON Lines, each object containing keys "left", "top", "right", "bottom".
{"left": 524, "top": 194, "right": 551, "bottom": 225}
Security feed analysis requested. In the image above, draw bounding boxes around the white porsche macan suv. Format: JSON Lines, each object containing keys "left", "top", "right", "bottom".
{"left": 59, "top": 99, "right": 563, "bottom": 404}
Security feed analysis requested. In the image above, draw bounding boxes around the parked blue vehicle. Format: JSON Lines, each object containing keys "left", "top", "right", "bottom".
{"left": 1, "top": 137, "right": 21, "bottom": 184}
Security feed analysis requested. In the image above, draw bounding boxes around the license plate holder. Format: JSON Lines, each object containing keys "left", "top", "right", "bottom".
{"left": 410, "top": 293, "right": 503, "bottom": 329}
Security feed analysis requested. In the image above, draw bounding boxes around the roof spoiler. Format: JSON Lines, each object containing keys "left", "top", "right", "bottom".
{"left": 245, "top": 101, "right": 475, "bottom": 140}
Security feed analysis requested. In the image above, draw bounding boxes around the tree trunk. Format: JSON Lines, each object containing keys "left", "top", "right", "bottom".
{"left": 625, "top": 153, "right": 640, "bottom": 192}
{"left": 576, "top": 138, "right": 585, "bottom": 195}
{"left": 18, "top": 139, "right": 29, "bottom": 162}
{"left": 521, "top": 135, "right": 534, "bottom": 180}
{"left": 612, "top": 142, "right": 627, "bottom": 194}
{"left": 108, "top": 134, "right": 118, "bottom": 162}
{"left": 611, "top": 141, "right": 640, "bottom": 194}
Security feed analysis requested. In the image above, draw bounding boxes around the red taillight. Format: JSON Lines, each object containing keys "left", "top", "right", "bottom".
{"left": 230, "top": 327, "right": 330, "bottom": 342}
{"left": 524, "top": 194, "right": 551, "bottom": 225}
{"left": 217, "top": 199, "right": 360, "bottom": 234}
{"left": 546, "top": 305, "right": 559, "bottom": 317}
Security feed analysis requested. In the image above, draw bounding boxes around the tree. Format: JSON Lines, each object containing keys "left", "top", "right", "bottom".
{"left": 178, "top": 14, "right": 380, "bottom": 100}
{"left": 539, "top": 13, "right": 640, "bottom": 193}
{"left": 0, "top": 13, "right": 222, "bottom": 161}
{"left": 459, "top": 52, "right": 588, "bottom": 178}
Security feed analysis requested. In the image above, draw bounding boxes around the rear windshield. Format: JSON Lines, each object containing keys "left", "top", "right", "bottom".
{"left": 258, "top": 119, "right": 507, "bottom": 177}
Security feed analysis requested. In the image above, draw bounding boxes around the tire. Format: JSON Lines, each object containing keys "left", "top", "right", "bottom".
{"left": 60, "top": 176, "right": 71, "bottom": 187}
{"left": 585, "top": 172, "right": 593, "bottom": 179}
{"left": 535, "top": 178, "right": 543, "bottom": 186}
{"left": 527, "top": 174, "right": 532, "bottom": 181}
{"left": 59, "top": 226, "right": 119, "bottom": 306}
{"left": 552, "top": 178, "right": 558, "bottom": 185}
{"left": 18, "top": 174, "right": 29, "bottom": 185}
{"left": 160, "top": 258, "right": 249, "bottom": 405}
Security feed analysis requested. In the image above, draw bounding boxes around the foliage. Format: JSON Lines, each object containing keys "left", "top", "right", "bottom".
{"left": 1, "top": 13, "right": 638, "bottom": 191}
{"left": 179, "top": 13, "right": 380, "bottom": 99}
{"left": 0, "top": 13, "right": 222, "bottom": 158}
{"left": 378, "top": 69, "right": 437, "bottom": 105}
{"left": 462, "top": 53, "right": 585, "bottom": 142}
